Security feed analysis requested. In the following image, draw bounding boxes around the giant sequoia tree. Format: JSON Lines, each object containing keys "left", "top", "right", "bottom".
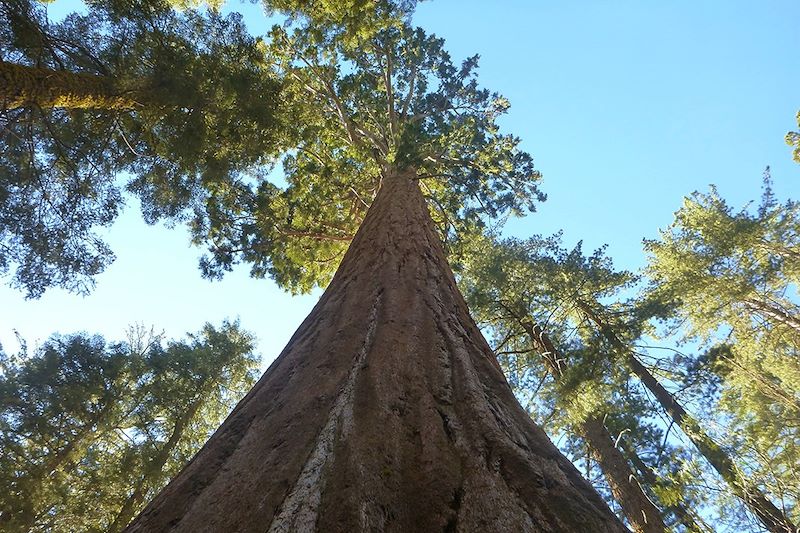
{"left": 127, "top": 171, "right": 625, "bottom": 532}
{"left": 120, "top": 9, "right": 627, "bottom": 532}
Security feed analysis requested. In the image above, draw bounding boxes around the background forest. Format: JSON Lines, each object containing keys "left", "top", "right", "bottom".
{"left": 1, "top": 0, "right": 799, "bottom": 531}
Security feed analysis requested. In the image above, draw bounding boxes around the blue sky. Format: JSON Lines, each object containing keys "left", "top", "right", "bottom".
{"left": 2, "top": 0, "right": 799, "bottom": 368}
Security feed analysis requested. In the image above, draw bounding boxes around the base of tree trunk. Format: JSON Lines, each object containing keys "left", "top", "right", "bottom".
{"left": 125, "top": 170, "right": 624, "bottom": 532}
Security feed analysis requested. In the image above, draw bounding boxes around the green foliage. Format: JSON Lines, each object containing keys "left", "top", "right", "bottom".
{"left": 645, "top": 171, "right": 800, "bottom": 342}
{"left": 786, "top": 109, "right": 800, "bottom": 163}
{"left": 0, "top": 0, "right": 283, "bottom": 297}
{"left": 266, "top": 0, "right": 417, "bottom": 46}
{"left": 644, "top": 172, "right": 800, "bottom": 528}
{"left": 2, "top": 0, "right": 541, "bottom": 299}
{"left": 459, "top": 233, "right": 713, "bottom": 529}
{"left": 460, "top": 233, "right": 634, "bottom": 421}
{"left": 192, "top": 18, "right": 543, "bottom": 293}
{"left": 0, "top": 321, "right": 259, "bottom": 532}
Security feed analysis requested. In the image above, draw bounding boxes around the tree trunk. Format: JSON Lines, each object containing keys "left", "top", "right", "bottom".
{"left": 0, "top": 60, "right": 138, "bottom": 110}
{"left": 581, "top": 419, "right": 666, "bottom": 533}
{"left": 577, "top": 300, "right": 798, "bottom": 533}
{"left": 520, "top": 320, "right": 666, "bottom": 533}
{"left": 110, "top": 397, "right": 205, "bottom": 532}
{"left": 125, "top": 169, "right": 625, "bottom": 532}
{"left": 3, "top": 403, "right": 118, "bottom": 530}
{"left": 619, "top": 440, "right": 711, "bottom": 533}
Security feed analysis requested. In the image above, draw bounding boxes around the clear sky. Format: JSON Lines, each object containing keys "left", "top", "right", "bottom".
{"left": 2, "top": 1, "right": 799, "bottom": 368}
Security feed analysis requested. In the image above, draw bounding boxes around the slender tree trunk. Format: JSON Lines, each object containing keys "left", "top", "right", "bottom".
{"left": 581, "top": 420, "right": 666, "bottom": 533}
{"left": 743, "top": 298, "right": 800, "bottom": 338}
{"left": 0, "top": 60, "right": 138, "bottom": 110}
{"left": 0, "top": 402, "right": 120, "bottom": 530}
{"left": 577, "top": 300, "right": 798, "bottom": 533}
{"left": 519, "top": 320, "right": 667, "bottom": 533}
{"left": 125, "top": 169, "right": 625, "bottom": 532}
{"left": 619, "top": 440, "right": 711, "bottom": 533}
{"left": 110, "top": 397, "right": 205, "bottom": 532}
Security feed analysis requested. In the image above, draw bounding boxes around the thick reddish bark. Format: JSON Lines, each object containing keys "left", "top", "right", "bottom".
{"left": 125, "top": 170, "right": 624, "bottom": 532}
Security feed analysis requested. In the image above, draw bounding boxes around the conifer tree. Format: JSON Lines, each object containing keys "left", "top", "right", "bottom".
{"left": 460, "top": 229, "right": 797, "bottom": 531}
{"left": 123, "top": 7, "right": 625, "bottom": 531}
{"left": 579, "top": 301, "right": 797, "bottom": 533}
{"left": 0, "top": 0, "right": 283, "bottom": 297}
{"left": 0, "top": 322, "right": 258, "bottom": 533}
{"left": 459, "top": 235, "right": 705, "bottom": 532}
{"left": 645, "top": 174, "right": 800, "bottom": 532}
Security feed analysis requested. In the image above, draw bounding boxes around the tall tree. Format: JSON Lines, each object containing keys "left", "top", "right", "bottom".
{"left": 644, "top": 175, "right": 800, "bottom": 532}
{"left": 459, "top": 234, "right": 703, "bottom": 532}
{"left": 643, "top": 177, "right": 800, "bottom": 427}
{"left": 120, "top": 8, "right": 628, "bottom": 527}
{"left": 579, "top": 301, "right": 798, "bottom": 533}
{"left": 0, "top": 321, "right": 258, "bottom": 533}
{"left": 464, "top": 227, "right": 797, "bottom": 532}
{"left": 522, "top": 322, "right": 668, "bottom": 533}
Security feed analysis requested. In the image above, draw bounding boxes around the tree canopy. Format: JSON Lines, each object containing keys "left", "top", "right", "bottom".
{"left": 1, "top": 0, "right": 541, "bottom": 298}
{"left": 1, "top": 0, "right": 284, "bottom": 297}
{"left": 0, "top": 321, "right": 258, "bottom": 533}
{"left": 191, "top": 15, "right": 543, "bottom": 292}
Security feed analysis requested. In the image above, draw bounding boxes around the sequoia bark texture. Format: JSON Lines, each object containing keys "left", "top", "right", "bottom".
{"left": 125, "top": 170, "right": 626, "bottom": 532}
